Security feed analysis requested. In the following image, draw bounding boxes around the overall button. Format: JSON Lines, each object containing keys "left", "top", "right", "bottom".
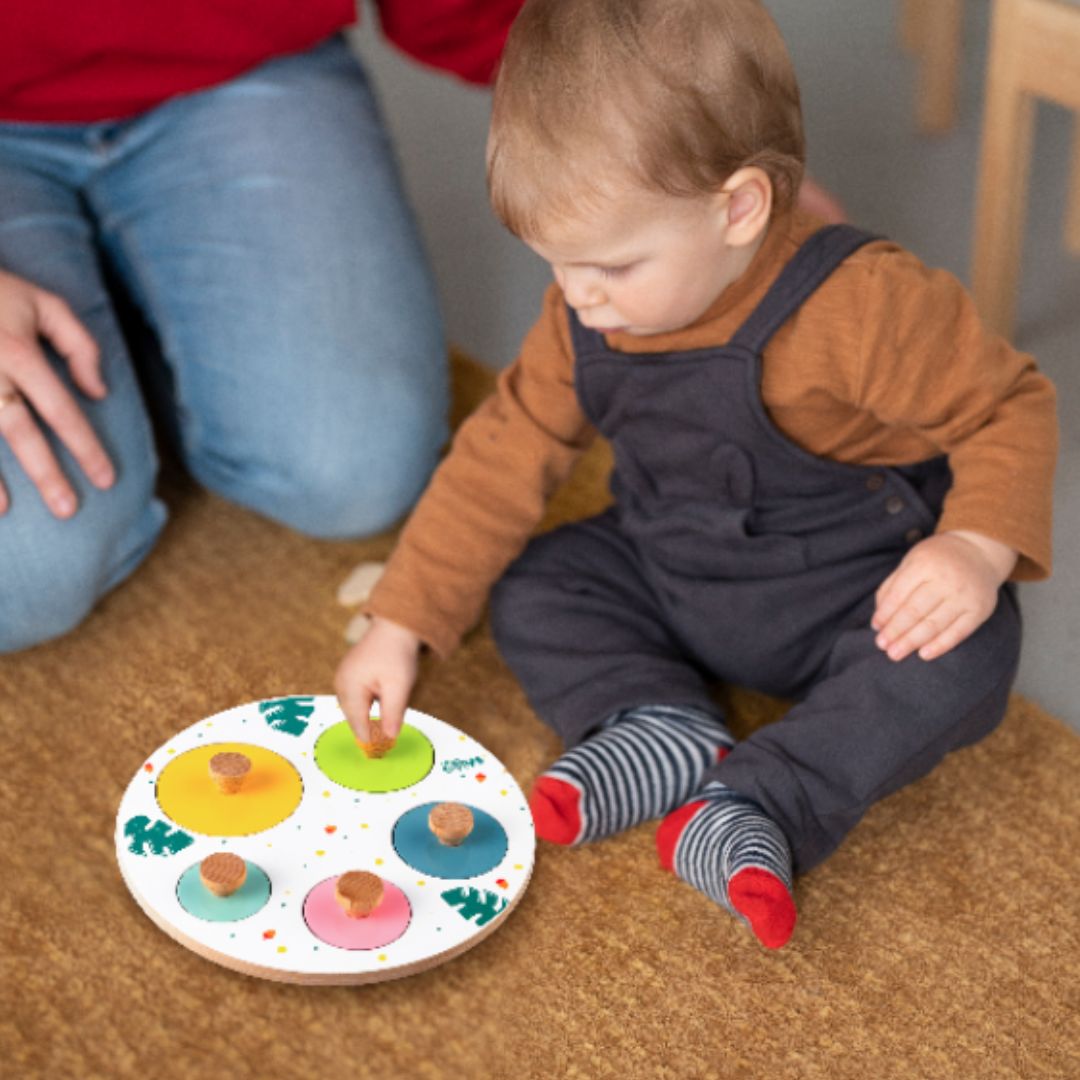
{"left": 885, "top": 495, "right": 905, "bottom": 515}
{"left": 865, "top": 474, "right": 886, "bottom": 492}
{"left": 905, "top": 527, "right": 923, "bottom": 543}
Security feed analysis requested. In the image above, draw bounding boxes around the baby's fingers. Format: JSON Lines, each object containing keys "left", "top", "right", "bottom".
{"left": 871, "top": 564, "right": 908, "bottom": 632}
{"left": 872, "top": 568, "right": 927, "bottom": 638}
{"left": 915, "top": 611, "right": 979, "bottom": 661}
{"left": 375, "top": 681, "right": 409, "bottom": 742}
{"left": 880, "top": 600, "right": 955, "bottom": 662}
{"left": 336, "top": 674, "right": 375, "bottom": 744}
{"left": 874, "top": 583, "right": 947, "bottom": 661}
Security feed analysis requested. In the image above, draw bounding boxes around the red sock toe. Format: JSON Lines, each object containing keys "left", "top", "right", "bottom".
{"left": 529, "top": 775, "right": 584, "bottom": 845}
{"left": 656, "top": 800, "right": 708, "bottom": 872}
{"left": 728, "top": 867, "right": 797, "bottom": 949}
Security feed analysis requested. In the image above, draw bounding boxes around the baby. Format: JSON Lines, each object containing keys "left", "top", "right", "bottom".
{"left": 336, "top": 0, "right": 1057, "bottom": 948}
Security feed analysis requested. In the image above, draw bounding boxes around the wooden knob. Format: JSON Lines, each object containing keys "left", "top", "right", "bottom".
{"left": 199, "top": 853, "right": 247, "bottom": 898}
{"left": 356, "top": 719, "right": 396, "bottom": 760}
{"left": 209, "top": 751, "right": 251, "bottom": 794}
{"left": 335, "top": 871, "right": 384, "bottom": 919}
{"left": 429, "top": 803, "right": 474, "bottom": 847}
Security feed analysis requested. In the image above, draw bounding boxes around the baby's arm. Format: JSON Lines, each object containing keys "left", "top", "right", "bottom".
{"left": 838, "top": 248, "right": 1058, "bottom": 660}
{"left": 848, "top": 249, "right": 1057, "bottom": 662}
{"left": 872, "top": 530, "right": 1017, "bottom": 662}
{"left": 853, "top": 251, "right": 1056, "bottom": 587}
{"left": 334, "top": 286, "right": 594, "bottom": 741}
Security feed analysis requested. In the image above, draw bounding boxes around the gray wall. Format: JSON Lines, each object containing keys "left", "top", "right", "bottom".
{"left": 349, "top": 7, "right": 549, "bottom": 367}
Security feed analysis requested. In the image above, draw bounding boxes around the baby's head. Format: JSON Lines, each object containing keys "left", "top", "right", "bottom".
{"left": 487, "top": 0, "right": 806, "bottom": 335}
{"left": 488, "top": 0, "right": 805, "bottom": 236}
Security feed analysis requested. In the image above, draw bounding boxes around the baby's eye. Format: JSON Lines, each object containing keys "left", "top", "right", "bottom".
{"left": 599, "top": 263, "right": 634, "bottom": 279}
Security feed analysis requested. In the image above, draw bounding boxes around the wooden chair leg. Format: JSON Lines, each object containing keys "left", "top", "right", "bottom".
{"left": 972, "top": 0, "right": 1035, "bottom": 340}
{"left": 1066, "top": 117, "right": 1080, "bottom": 255}
{"left": 916, "top": 0, "right": 965, "bottom": 133}
{"left": 899, "top": 0, "right": 926, "bottom": 52}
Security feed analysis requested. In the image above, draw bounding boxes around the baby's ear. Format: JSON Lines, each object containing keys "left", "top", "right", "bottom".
{"left": 723, "top": 167, "right": 773, "bottom": 246}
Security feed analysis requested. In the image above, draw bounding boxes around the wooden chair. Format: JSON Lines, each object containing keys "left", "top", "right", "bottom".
{"left": 902, "top": 0, "right": 1080, "bottom": 340}
{"left": 972, "top": 0, "right": 1080, "bottom": 338}
{"left": 900, "top": 0, "right": 966, "bottom": 133}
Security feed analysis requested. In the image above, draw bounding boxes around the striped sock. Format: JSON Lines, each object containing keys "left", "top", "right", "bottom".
{"left": 529, "top": 704, "right": 735, "bottom": 846}
{"left": 656, "top": 781, "right": 796, "bottom": 949}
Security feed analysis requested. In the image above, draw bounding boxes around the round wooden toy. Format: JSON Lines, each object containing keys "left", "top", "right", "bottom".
{"left": 208, "top": 751, "right": 251, "bottom": 794}
{"left": 356, "top": 721, "right": 396, "bottom": 760}
{"left": 199, "top": 852, "right": 248, "bottom": 897}
{"left": 114, "top": 696, "right": 535, "bottom": 984}
{"left": 429, "top": 803, "right": 474, "bottom": 847}
{"left": 335, "top": 871, "right": 384, "bottom": 918}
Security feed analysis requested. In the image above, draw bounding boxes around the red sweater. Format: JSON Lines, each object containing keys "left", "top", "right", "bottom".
{"left": 0, "top": 1, "right": 523, "bottom": 123}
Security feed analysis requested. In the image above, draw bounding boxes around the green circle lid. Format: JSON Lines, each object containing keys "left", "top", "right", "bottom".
{"left": 314, "top": 721, "right": 434, "bottom": 792}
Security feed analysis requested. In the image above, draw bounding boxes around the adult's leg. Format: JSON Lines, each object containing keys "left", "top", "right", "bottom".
{"left": 88, "top": 36, "right": 449, "bottom": 539}
{"left": 0, "top": 129, "right": 165, "bottom": 652}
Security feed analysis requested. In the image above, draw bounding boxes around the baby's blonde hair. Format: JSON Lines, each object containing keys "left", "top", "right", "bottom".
{"left": 487, "top": 0, "right": 806, "bottom": 240}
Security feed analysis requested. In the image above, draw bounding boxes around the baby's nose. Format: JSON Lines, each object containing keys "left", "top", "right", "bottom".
{"left": 561, "top": 269, "right": 604, "bottom": 309}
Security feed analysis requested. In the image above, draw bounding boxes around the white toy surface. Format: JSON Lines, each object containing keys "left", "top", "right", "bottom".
{"left": 115, "top": 696, "right": 535, "bottom": 984}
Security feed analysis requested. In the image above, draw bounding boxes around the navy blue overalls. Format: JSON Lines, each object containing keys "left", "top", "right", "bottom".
{"left": 490, "top": 225, "right": 1021, "bottom": 873}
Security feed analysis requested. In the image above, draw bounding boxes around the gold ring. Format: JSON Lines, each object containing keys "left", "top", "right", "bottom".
{"left": 0, "top": 388, "right": 22, "bottom": 414}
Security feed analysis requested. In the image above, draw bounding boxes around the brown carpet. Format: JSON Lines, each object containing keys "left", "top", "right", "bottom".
{"left": 1, "top": 353, "right": 1077, "bottom": 1080}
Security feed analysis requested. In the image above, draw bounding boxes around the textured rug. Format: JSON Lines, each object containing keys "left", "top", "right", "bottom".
{"left": 1, "top": 353, "right": 1077, "bottom": 1079}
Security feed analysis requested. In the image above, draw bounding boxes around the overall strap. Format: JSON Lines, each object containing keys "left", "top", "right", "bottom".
{"left": 566, "top": 305, "right": 607, "bottom": 358}
{"left": 728, "top": 224, "right": 883, "bottom": 355}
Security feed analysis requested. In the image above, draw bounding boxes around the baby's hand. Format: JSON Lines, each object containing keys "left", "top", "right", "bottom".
{"left": 872, "top": 531, "right": 1017, "bottom": 662}
{"left": 334, "top": 616, "right": 422, "bottom": 744}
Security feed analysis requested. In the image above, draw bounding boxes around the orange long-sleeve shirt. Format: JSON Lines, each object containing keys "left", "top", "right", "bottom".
{"left": 367, "top": 211, "right": 1058, "bottom": 658}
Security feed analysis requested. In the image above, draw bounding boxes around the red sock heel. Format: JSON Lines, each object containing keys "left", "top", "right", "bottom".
{"left": 655, "top": 800, "right": 708, "bottom": 872}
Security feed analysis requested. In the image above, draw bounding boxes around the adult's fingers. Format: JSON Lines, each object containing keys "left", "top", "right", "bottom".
{"left": 34, "top": 289, "right": 107, "bottom": 399}
{"left": 1, "top": 336, "right": 114, "bottom": 494}
{"left": 0, "top": 389, "right": 78, "bottom": 517}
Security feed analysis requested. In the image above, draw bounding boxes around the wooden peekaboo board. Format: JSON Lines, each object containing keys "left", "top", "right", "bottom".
{"left": 115, "top": 696, "right": 535, "bottom": 984}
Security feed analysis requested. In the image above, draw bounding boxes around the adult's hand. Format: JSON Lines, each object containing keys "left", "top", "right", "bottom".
{"left": 0, "top": 269, "right": 115, "bottom": 517}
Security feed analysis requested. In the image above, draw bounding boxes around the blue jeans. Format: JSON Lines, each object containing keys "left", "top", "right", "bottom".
{"left": 0, "top": 37, "right": 448, "bottom": 653}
